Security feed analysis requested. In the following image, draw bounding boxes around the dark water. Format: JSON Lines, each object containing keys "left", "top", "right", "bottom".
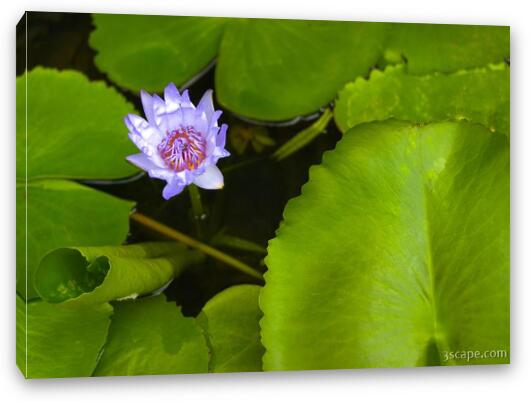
{"left": 17, "top": 12, "right": 342, "bottom": 315}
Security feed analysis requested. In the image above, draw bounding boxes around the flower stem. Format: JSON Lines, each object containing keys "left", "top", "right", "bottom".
{"left": 130, "top": 212, "right": 264, "bottom": 280}
{"left": 188, "top": 184, "right": 206, "bottom": 239}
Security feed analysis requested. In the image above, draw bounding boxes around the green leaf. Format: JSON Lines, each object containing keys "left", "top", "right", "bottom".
{"left": 198, "top": 285, "right": 264, "bottom": 373}
{"left": 384, "top": 23, "right": 509, "bottom": 74}
{"left": 17, "top": 295, "right": 112, "bottom": 379}
{"left": 16, "top": 68, "right": 139, "bottom": 299}
{"left": 89, "top": 17, "right": 509, "bottom": 122}
{"left": 216, "top": 20, "right": 386, "bottom": 121}
{"left": 94, "top": 295, "right": 209, "bottom": 376}
{"left": 261, "top": 120, "right": 509, "bottom": 370}
{"left": 35, "top": 242, "right": 203, "bottom": 304}
{"left": 16, "top": 180, "right": 134, "bottom": 300}
{"left": 334, "top": 64, "right": 510, "bottom": 134}
{"left": 90, "top": 15, "right": 386, "bottom": 121}
{"left": 16, "top": 67, "right": 138, "bottom": 180}
{"left": 90, "top": 14, "right": 227, "bottom": 92}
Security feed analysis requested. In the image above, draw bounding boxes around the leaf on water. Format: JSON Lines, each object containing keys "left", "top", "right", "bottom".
{"left": 216, "top": 20, "right": 386, "bottom": 121}
{"left": 16, "top": 68, "right": 137, "bottom": 299}
{"left": 90, "top": 16, "right": 386, "bottom": 121}
{"left": 384, "top": 23, "right": 509, "bottom": 74}
{"left": 34, "top": 242, "right": 203, "bottom": 304}
{"left": 16, "top": 295, "right": 112, "bottom": 379}
{"left": 198, "top": 285, "right": 264, "bottom": 372}
{"left": 261, "top": 120, "right": 509, "bottom": 370}
{"left": 17, "top": 67, "right": 138, "bottom": 180}
{"left": 334, "top": 64, "right": 510, "bottom": 134}
{"left": 90, "top": 14, "right": 227, "bottom": 92}
{"left": 93, "top": 295, "right": 209, "bottom": 376}
{"left": 90, "top": 16, "right": 509, "bottom": 122}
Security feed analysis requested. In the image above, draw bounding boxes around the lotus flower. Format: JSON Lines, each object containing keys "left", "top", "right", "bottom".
{"left": 125, "top": 84, "right": 230, "bottom": 199}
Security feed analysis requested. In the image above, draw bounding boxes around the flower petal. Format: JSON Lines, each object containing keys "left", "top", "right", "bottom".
{"left": 124, "top": 114, "right": 163, "bottom": 145}
{"left": 140, "top": 90, "right": 156, "bottom": 126}
{"left": 197, "top": 89, "right": 215, "bottom": 121}
{"left": 181, "top": 107, "right": 208, "bottom": 133}
{"left": 152, "top": 94, "right": 168, "bottom": 129}
{"left": 164, "top": 84, "right": 194, "bottom": 111}
{"left": 217, "top": 124, "right": 228, "bottom": 148}
{"left": 124, "top": 113, "right": 147, "bottom": 133}
{"left": 126, "top": 153, "right": 158, "bottom": 171}
{"left": 208, "top": 110, "right": 222, "bottom": 129}
{"left": 164, "top": 83, "right": 181, "bottom": 113}
{"left": 180, "top": 90, "right": 192, "bottom": 107}
{"left": 162, "top": 179, "right": 185, "bottom": 200}
{"left": 193, "top": 165, "right": 224, "bottom": 190}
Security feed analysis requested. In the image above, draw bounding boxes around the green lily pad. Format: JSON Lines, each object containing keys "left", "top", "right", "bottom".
{"left": 16, "top": 68, "right": 138, "bottom": 299}
{"left": 334, "top": 63, "right": 510, "bottom": 134}
{"left": 384, "top": 23, "right": 510, "bottom": 74}
{"left": 198, "top": 285, "right": 264, "bottom": 372}
{"left": 215, "top": 19, "right": 386, "bottom": 121}
{"left": 94, "top": 295, "right": 209, "bottom": 376}
{"left": 90, "top": 14, "right": 227, "bottom": 93}
{"left": 16, "top": 67, "right": 137, "bottom": 180}
{"left": 90, "top": 15, "right": 386, "bottom": 121}
{"left": 16, "top": 180, "right": 134, "bottom": 300}
{"left": 261, "top": 120, "right": 509, "bottom": 370}
{"left": 90, "top": 16, "right": 509, "bottom": 122}
{"left": 35, "top": 242, "right": 203, "bottom": 304}
{"left": 17, "top": 295, "right": 112, "bottom": 378}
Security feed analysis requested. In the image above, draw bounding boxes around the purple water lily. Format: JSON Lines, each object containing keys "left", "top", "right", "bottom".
{"left": 125, "top": 84, "right": 230, "bottom": 199}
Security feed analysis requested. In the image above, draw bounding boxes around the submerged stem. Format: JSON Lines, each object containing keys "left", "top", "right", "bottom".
{"left": 130, "top": 212, "right": 263, "bottom": 280}
{"left": 273, "top": 108, "right": 333, "bottom": 161}
{"left": 188, "top": 184, "right": 206, "bottom": 239}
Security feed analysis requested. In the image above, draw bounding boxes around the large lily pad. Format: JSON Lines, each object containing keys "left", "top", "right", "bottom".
{"left": 384, "top": 23, "right": 510, "bottom": 74}
{"left": 16, "top": 68, "right": 137, "bottom": 299}
{"left": 90, "top": 16, "right": 509, "bottom": 122}
{"left": 215, "top": 19, "right": 386, "bottom": 121}
{"left": 198, "top": 285, "right": 264, "bottom": 372}
{"left": 261, "top": 120, "right": 509, "bottom": 370}
{"left": 89, "top": 15, "right": 386, "bottom": 121}
{"left": 94, "top": 295, "right": 209, "bottom": 376}
{"left": 90, "top": 14, "right": 227, "bottom": 93}
{"left": 334, "top": 64, "right": 510, "bottom": 134}
{"left": 35, "top": 242, "right": 203, "bottom": 304}
{"left": 16, "top": 67, "right": 137, "bottom": 180}
{"left": 17, "top": 295, "right": 112, "bottom": 378}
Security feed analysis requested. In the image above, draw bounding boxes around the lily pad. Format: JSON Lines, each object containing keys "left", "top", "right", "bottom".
{"left": 215, "top": 19, "right": 386, "bottom": 121}
{"left": 16, "top": 67, "right": 137, "bottom": 180}
{"left": 90, "top": 15, "right": 386, "bottom": 121}
{"left": 16, "top": 68, "right": 137, "bottom": 299}
{"left": 35, "top": 242, "right": 203, "bottom": 304}
{"left": 334, "top": 63, "right": 510, "bottom": 134}
{"left": 16, "top": 180, "right": 134, "bottom": 300}
{"left": 94, "top": 295, "right": 209, "bottom": 376}
{"left": 198, "top": 285, "right": 264, "bottom": 372}
{"left": 17, "top": 295, "right": 112, "bottom": 378}
{"left": 384, "top": 23, "right": 510, "bottom": 74}
{"left": 90, "top": 16, "right": 509, "bottom": 122}
{"left": 261, "top": 120, "right": 509, "bottom": 370}
{"left": 90, "top": 14, "right": 227, "bottom": 93}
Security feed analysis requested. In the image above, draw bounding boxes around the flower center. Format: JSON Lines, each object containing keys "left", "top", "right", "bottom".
{"left": 158, "top": 126, "right": 207, "bottom": 172}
